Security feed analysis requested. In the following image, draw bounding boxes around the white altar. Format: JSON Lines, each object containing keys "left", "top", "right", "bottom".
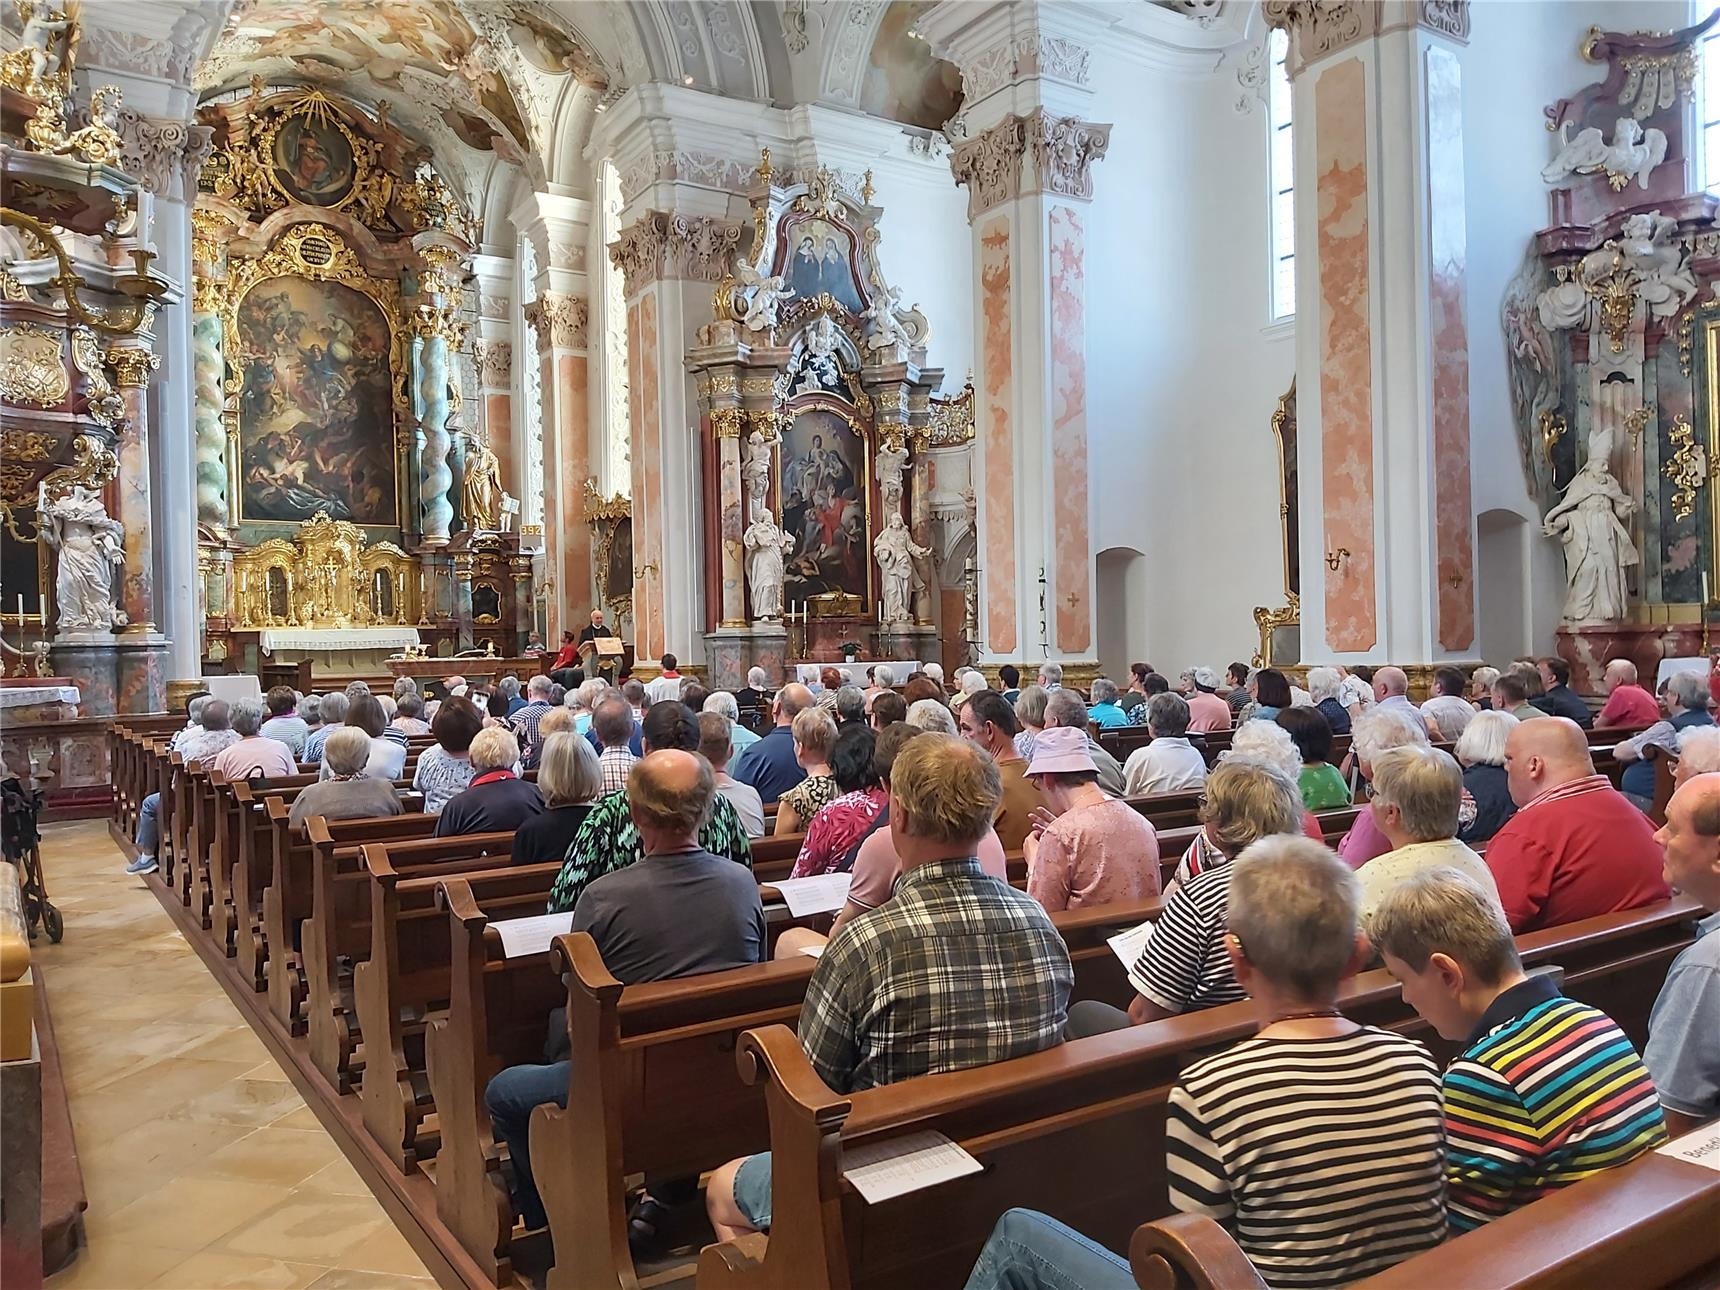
{"left": 794, "top": 660, "right": 924, "bottom": 686}
{"left": 257, "top": 628, "right": 421, "bottom": 656}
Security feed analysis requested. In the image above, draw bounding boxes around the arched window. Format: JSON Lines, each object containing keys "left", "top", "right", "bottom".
{"left": 1267, "top": 26, "right": 1296, "bottom": 321}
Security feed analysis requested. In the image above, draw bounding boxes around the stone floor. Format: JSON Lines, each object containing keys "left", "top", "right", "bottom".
{"left": 37, "top": 819, "right": 437, "bottom": 1290}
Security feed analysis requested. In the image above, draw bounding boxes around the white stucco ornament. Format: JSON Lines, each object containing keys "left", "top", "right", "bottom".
{"left": 1541, "top": 116, "right": 1668, "bottom": 192}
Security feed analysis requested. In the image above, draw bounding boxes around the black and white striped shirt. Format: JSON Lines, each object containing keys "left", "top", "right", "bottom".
{"left": 1128, "top": 863, "right": 1242, "bottom": 1014}
{"left": 1165, "top": 1028, "right": 1447, "bottom": 1288}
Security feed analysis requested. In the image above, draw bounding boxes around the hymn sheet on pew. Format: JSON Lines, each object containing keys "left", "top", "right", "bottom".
{"left": 1106, "top": 919, "right": 1155, "bottom": 970}
{"left": 768, "top": 873, "right": 853, "bottom": 918}
{"left": 840, "top": 1130, "right": 983, "bottom": 1203}
{"left": 492, "top": 912, "right": 574, "bottom": 959}
{"left": 1659, "top": 1124, "right": 1720, "bottom": 1171}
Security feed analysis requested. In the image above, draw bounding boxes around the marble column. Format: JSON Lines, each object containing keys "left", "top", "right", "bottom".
{"left": 925, "top": 3, "right": 1110, "bottom": 670}
{"left": 473, "top": 338, "right": 515, "bottom": 508}
{"left": 415, "top": 323, "right": 455, "bottom": 546}
{"left": 523, "top": 292, "right": 592, "bottom": 637}
{"left": 610, "top": 210, "right": 746, "bottom": 664}
{"left": 1265, "top": 1, "right": 1477, "bottom": 665}
{"left": 716, "top": 410, "right": 746, "bottom": 628}
{"left": 108, "top": 345, "right": 169, "bottom": 714}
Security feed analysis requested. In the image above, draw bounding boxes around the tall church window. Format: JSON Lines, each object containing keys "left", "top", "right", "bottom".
{"left": 1268, "top": 26, "right": 1296, "bottom": 321}
{"left": 1701, "top": 23, "right": 1720, "bottom": 192}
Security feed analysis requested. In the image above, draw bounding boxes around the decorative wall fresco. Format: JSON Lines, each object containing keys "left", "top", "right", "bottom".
{"left": 235, "top": 276, "right": 397, "bottom": 525}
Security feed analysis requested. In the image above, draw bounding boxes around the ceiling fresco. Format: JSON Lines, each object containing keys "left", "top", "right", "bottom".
{"left": 198, "top": 0, "right": 604, "bottom": 163}
{"left": 860, "top": 1, "right": 962, "bottom": 132}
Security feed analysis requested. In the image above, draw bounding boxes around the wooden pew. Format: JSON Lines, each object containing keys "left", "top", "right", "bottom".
{"left": 298, "top": 812, "right": 441, "bottom": 1074}
{"left": 691, "top": 896, "right": 1703, "bottom": 1290}
{"left": 348, "top": 835, "right": 540, "bottom": 1165}
{"left": 1126, "top": 1134, "right": 1720, "bottom": 1289}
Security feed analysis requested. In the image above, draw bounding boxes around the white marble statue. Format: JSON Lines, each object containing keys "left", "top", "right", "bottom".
{"left": 38, "top": 484, "right": 125, "bottom": 634}
{"left": 743, "top": 512, "right": 794, "bottom": 620}
{"left": 1542, "top": 117, "right": 1668, "bottom": 192}
{"left": 735, "top": 261, "right": 794, "bottom": 332}
{"left": 1620, "top": 211, "right": 1699, "bottom": 317}
{"left": 865, "top": 287, "right": 911, "bottom": 354}
{"left": 742, "top": 428, "right": 772, "bottom": 511}
{"left": 1542, "top": 433, "right": 1638, "bottom": 624}
{"left": 19, "top": 2, "right": 72, "bottom": 91}
{"left": 874, "top": 438, "right": 908, "bottom": 507}
{"left": 873, "top": 511, "right": 931, "bottom": 624}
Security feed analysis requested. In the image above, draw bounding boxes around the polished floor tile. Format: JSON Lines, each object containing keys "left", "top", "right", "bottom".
{"left": 39, "top": 820, "right": 433, "bottom": 1288}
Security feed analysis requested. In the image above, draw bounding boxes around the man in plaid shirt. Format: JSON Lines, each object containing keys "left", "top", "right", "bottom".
{"left": 508, "top": 674, "right": 557, "bottom": 760}
{"left": 705, "top": 733, "right": 1073, "bottom": 1238}
{"left": 589, "top": 695, "right": 641, "bottom": 796}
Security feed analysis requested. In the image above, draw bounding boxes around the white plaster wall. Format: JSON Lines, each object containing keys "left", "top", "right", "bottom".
{"left": 1463, "top": 0, "right": 1693, "bottom": 663}
{"left": 868, "top": 163, "right": 975, "bottom": 384}
{"left": 1084, "top": 49, "right": 1296, "bottom": 678}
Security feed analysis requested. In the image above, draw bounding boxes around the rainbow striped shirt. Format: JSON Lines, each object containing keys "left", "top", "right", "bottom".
{"left": 1443, "top": 975, "right": 1667, "bottom": 1232}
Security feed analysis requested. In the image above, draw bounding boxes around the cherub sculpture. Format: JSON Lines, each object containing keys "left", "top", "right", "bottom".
{"left": 1542, "top": 116, "right": 1669, "bottom": 192}
{"left": 734, "top": 261, "right": 794, "bottom": 332}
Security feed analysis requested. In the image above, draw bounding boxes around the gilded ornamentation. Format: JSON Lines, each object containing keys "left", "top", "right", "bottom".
{"left": 1623, "top": 405, "right": 1651, "bottom": 443}
{"left": 398, "top": 161, "right": 473, "bottom": 242}
{"left": 1541, "top": 411, "right": 1568, "bottom": 471}
{"left": 582, "top": 478, "right": 632, "bottom": 521}
{"left": 0, "top": 209, "right": 164, "bottom": 336}
{"left": 1680, "top": 310, "right": 1696, "bottom": 375}
{"left": 1252, "top": 592, "right": 1301, "bottom": 668}
{"left": 1665, "top": 414, "right": 1705, "bottom": 521}
{"left": 103, "top": 345, "right": 158, "bottom": 388}
{"left": 0, "top": 324, "right": 69, "bottom": 406}
{"left": 220, "top": 223, "right": 410, "bottom": 433}
{"left": 914, "top": 382, "right": 976, "bottom": 450}
{"left": 43, "top": 432, "right": 119, "bottom": 490}
{"left": 0, "top": 0, "right": 74, "bottom": 100}
{"left": 229, "top": 512, "right": 415, "bottom": 628}
{"left": 710, "top": 406, "right": 744, "bottom": 439}
{"left": 3, "top": 431, "right": 57, "bottom": 461}
{"left": 33, "top": 84, "right": 124, "bottom": 166}
{"left": 69, "top": 329, "right": 123, "bottom": 428}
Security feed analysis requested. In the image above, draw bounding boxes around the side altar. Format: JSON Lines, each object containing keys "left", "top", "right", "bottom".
{"left": 687, "top": 155, "right": 967, "bottom": 688}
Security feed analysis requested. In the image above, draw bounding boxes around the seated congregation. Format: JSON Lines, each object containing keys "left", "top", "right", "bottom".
{"left": 109, "top": 652, "right": 1720, "bottom": 1288}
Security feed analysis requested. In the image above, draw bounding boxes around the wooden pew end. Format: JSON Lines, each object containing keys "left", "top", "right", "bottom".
{"left": 1129, "top": 1214, "right": 1267, "bottom": 1290}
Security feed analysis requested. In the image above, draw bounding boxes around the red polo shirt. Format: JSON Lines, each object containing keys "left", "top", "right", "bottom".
{"left": 1594, "top": 684, "right": 1659, "bottom": 729}
{"left": 1482, "top": 774, "right": 1669, "bottom": 933}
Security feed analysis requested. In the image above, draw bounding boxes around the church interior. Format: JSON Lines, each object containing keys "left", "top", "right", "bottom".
{"left": 4, "top": 0, "right": 1720, "bottom": 1287}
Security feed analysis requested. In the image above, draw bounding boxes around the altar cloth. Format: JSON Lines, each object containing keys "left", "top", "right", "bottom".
{"left": 794, "top": 661, "right": 923, "bottom": 686}
{"left": 258, "top": 628, "right": 421, "bottom": 655}
{"left": 0, "top": 686, "right": 79, "bottom": 710}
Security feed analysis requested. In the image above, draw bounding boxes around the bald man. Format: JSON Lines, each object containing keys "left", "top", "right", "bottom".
{"left": 1647, "top": 774, "right": 1720, "bottom": 1135}
{"left": 730, "top": 681, "right": 817, "bottom": 802}
{"left": 1482, "top": 717, "right": 1669, "bottom": 932}
{"left": 1371, "top": 665, "right": 1430, "bottom": 736}
{"left": 485, "top": 748, "right": 764, "bottom": 1233}
{"left": 1595, "top": 658, "right": 1661, "bottom": 729}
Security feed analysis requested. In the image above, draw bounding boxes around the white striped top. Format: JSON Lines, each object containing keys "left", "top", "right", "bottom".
{"left": 1129, "top": 862, "right": 1242, "bottom": 1014}
{"left": 1165, "top": 1027, "right": 1447, "bottom": 1288}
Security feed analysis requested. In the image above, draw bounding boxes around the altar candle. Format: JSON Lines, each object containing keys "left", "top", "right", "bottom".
{"left": 17, "top": 594, "right": 24, "bottom": 634}
{"left": 1706, "top": 571, "right": 1711, "bottom": 606}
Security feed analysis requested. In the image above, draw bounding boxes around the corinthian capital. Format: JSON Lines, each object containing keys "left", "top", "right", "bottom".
{"left": 607, "top": 211, "right": 747, "bottom": 297}
{"left": 524, "top": 293, "right": 588, "bottom": 352}
{"left": 950, "top": 111, "right": 1110, "bottom": 221}
{"left": 116, "top": 110, "right": 214, "bottom": 203}
{"left": 950, "top": 117, "right": 1028, "bottom": 221}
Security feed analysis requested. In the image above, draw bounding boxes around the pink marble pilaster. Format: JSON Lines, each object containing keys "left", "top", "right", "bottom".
{"left": 1427, "top": 45, "right": 1474, "bottom": 652}
{"left": 536, "top": 344, "right": 562, "bottom": 641}
{"left": 1315, "top": 57, "right": 1377, "bottom": 652}
{"left": 109, "top": 373, "right": 156, "bottom": 633}
{"left": 628, "top": 293, "right": 665, "bottom": 660}
{"left": 1048, "top": 205, "right": 1091, "bottom": 654}
{"left": 719, "top": 434, "right": 745, "bottom": 625}
{"left": 980, "top": 217, "right": 1018, "bottom": 654}
{"left": 485, "top": 392, "right": 514, "bottom": 512}
{"left": 555, "top": 355, "right": 592, "bottom": 627}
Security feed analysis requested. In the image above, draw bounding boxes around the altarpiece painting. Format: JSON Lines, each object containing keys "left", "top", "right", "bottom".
{"left": 235, "top": 275, "right": 398, "bottom": 526}
{"left": 780, "top": 404, "right": 870, "bottom": 604}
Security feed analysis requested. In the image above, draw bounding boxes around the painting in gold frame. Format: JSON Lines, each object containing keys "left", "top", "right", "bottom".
{"left": 780, "top": 399, "right": 871, "bottom": 608}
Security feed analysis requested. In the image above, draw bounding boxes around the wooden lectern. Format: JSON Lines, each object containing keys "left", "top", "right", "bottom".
{"left": 580, "top": 635, "right": 625, "bottom": 680}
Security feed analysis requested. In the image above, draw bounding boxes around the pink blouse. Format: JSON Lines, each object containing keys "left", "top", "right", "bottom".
{"left": 1027, "top": 797, "right": 1161, "bottom": 913}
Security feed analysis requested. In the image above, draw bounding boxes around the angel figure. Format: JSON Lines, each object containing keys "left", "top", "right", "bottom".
{"left": 874, "top": 438, "right": 908, "bottom": 507}
{"left": 865, "top": 286, "right": 910, "bottom": 354}
{"left": 1542, "top": 116, "right": 1668, "bottom": 192}
{"left": 742, "top": 427, "right": 773, "bottom": 512}
{"left": 18, "top": 1, "right": 72, "bottom": 92}
{"left": 735, "top": 261, "right": 794, "bottom": 332}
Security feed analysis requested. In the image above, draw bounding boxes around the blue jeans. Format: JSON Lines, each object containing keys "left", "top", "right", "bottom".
{"left": 484, "top": 1060, "right": 569, "bottom": 1230}
{"left": 963, "top": 1209, "right": 1134, "bottom": 1290}
{"left": 136, "top": 792, "right": 161, "bottom": 857}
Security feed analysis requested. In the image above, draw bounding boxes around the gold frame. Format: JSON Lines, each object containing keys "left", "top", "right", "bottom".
{"left": 220, "top": 222, "right": 412, "bottom": 532}
{"left": 229, "top": 512, "right": 415, "bottom": 628}
{"left": 1254, "top": 380, "right": 1300, "bottom": 666}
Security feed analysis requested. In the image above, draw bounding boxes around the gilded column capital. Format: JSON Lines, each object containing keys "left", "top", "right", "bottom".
{"left": 104, "top": 345, "right": 159, "bottom": 387}
{"left": 608, "top": 210, "right": 747, "bottom": 297}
